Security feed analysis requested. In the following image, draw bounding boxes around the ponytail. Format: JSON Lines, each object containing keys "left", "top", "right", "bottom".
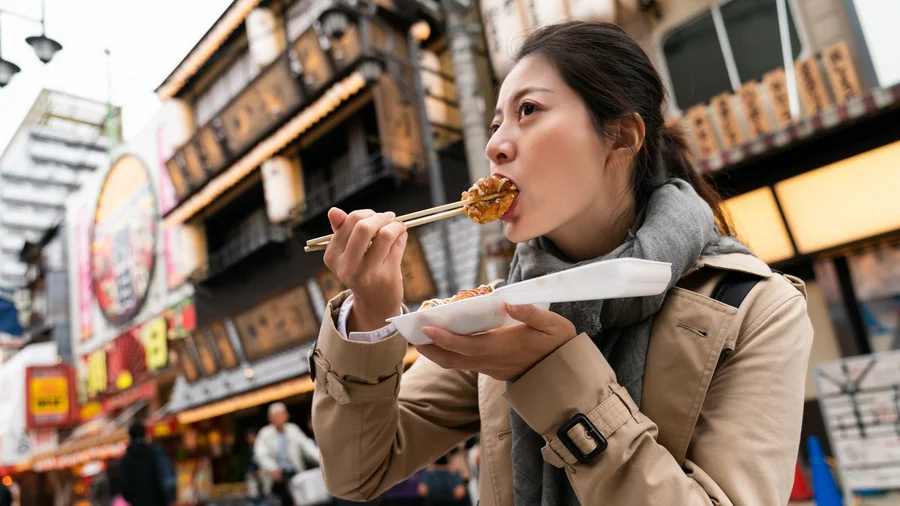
{"left": 658, "top": 123, "right": 734, "bottom": 236}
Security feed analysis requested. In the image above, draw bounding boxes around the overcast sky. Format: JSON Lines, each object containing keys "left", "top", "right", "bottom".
{"left": 0, "top": 0, "right": 232, "bottom": 149}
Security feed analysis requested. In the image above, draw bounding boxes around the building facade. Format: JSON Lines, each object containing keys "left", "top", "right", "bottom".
{"left": 140, "top": 0, "right": 494, "bottom": 500}
{"left": 0, "top": 90, "right": 118, "bottom": 288}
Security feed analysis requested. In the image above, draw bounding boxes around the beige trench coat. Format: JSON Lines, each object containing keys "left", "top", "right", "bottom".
{"left": 310, "top": 253, "right": 814, "bottom": 505}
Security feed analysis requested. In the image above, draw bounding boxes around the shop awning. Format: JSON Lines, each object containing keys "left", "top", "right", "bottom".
{"left": 171, "top": 346, "right": 420, "bottom": 425}
{"left": 31, "top": 400, "right": 148, "bottom": 472}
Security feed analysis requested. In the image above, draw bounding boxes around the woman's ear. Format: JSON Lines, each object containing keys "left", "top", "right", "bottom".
{"left": 615, "top": 113, "right": 646, "bottom": 154}
{"left": 605, "top": 114, "right": 646, "bottom": 171}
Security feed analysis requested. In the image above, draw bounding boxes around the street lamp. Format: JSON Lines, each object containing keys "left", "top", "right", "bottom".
{"left": 0, "top": 0, "right": 64, "bottom": 88}
{"left": 0, "top": 57, "right": 20, "bottom": 88}
{"left": 26, "top": 33, "right": 63, "bottom": 64}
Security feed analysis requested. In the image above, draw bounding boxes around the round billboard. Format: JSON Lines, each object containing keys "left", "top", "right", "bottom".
{"left": 91, "top": 155, "right": 158, "bottom": 325}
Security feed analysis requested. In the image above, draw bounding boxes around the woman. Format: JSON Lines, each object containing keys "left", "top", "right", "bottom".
{"left": 310, "top": 21, "right": 813, "bottom": 505}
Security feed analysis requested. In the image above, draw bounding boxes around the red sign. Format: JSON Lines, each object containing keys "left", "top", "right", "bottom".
{"left": 102, "top": 381, "right": 157, "bottom": 413}
{"left": 105, "top": 330, "right": 150, "bottom": 393}
{"left": 25, "top": 365, "right": 76, "bottom": 430}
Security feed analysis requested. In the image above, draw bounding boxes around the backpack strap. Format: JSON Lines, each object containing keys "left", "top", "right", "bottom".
{"left": 710, "top": 270, "right": 762, "bottom": 308}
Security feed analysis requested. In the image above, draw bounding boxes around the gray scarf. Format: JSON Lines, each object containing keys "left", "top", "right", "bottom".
{"left": 507, "top": 179, "right": 752, "bottom": 505}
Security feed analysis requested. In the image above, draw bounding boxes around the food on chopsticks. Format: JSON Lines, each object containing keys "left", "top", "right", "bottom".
{"left": 462, "top": 175, "right": 518, "bottom": 224}
{"left": 304, "top": 175, "right": 518, "bottom": 252}
{"left": 420, "top": 285, "right": 495, "bottom": 309}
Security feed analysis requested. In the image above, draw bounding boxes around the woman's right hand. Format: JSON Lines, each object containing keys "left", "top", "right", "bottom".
{"left": 323, "top": 208, "right": 408, "bottom": 333}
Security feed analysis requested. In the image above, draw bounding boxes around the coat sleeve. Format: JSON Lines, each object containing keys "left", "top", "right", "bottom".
{"left": 504, "top": 288, "right": 813, "bottom": 505}
{"left": 311, "top": 292, "right": 481, "bottom": 502}
{"left": 253, "top": 430, "right": 279, "bottom": 473}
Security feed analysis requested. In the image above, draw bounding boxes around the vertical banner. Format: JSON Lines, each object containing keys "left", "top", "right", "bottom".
{"left": 141, "top": 317, "right": 169, "bottom": 372}
{"left": 86, "top": 349, "right": 107, "bottom": 399}
{"left": 738, "top": 82, "right": 772, "bottom": 138}
{"left": 685, "top": 105, "right": 719, "bottom": 158}
{"left": 710, "top": 93, "right": 743, "bottom": 149}
{"left": 156, "top": 127, "right": 178, "bottom": 215}
{"left": 795, "top": 57, "right": 830, "bottom": 115}
{"left": 158, "top": 127, "right": 183, "bottom": 290}
{"left": 77, "top": 206, "right": 93, "bottom": 341}
{"left": 822, "top": 41, "right": 862, "bottom": 104}
{"left": 763, "top": 69, "right": 793, "bottom": 129}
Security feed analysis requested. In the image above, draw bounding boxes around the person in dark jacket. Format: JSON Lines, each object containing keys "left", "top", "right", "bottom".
{"left": 0, "top": 482, "right": 12, "bottom": 506}
{"left": 119, "top": 421, "right": 169, "bottom": 506}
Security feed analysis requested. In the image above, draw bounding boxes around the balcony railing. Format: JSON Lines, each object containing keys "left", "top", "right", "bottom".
{"left": 298, "top": 151, "right": 397, "bottom": 225}
{"left": 204, "top": 211, "right": 289, "bottom": 281}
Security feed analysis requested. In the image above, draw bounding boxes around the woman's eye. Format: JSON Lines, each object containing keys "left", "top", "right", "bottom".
{"left": 519, "top": 103, "right": 537, "bottom": 118}
{"left": 489, "top": 124, "right": 500, "bottom": 137}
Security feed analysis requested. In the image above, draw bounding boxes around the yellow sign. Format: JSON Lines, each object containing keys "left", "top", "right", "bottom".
{"left": 87, "top": 350, "right": 107, "bottom": 397}
{"left": 29, "top": 377, "right": 69, "bottom": 416}
{"left": 80, "top": 401, "right": 102, "bottom": 422}
{"left": 142, "top": 317, "right": 169, "bottom": 371}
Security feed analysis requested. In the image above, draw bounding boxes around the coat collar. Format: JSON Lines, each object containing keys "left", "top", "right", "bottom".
{"left": 693, "top": 253, "right": 772, "bottom": 278}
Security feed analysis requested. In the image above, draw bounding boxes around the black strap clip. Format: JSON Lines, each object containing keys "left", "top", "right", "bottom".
{"left": 557, "top": 413, "right": 607, "bottom": 464}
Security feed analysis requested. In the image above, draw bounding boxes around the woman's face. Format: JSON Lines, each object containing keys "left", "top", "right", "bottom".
{"left": 486, "top": 55, "right": 633, "bottom": 249}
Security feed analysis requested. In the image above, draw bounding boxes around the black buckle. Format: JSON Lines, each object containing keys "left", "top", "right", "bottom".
{"left": 308, "top": 340, "right": 318, "bottom": 383}
{"left": 557, "top": 413, "right": 607, "bottom": 464}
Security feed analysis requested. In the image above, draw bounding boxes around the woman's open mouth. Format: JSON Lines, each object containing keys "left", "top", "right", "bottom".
{"left": 500, "top": 196, "right": 518, "bottom": 221}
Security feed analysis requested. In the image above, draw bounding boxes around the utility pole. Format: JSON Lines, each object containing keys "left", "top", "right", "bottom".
{"left": 441, "top": 0, "right": 512, "bottom": 280}
{"left": 408, "top": 29, "right": 458, "bottom": 296}
{"left": 104, "top": 48, "right": 119, "bottom": 154}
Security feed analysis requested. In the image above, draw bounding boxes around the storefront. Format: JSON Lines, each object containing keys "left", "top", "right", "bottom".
{"left": 0, "top": 342, "right": 70, "bottom": 505}
{"left": 32, "top": 91, "right": 206, "bottom": 502}
{"left": 136, "top": 0, "right": 470, "bottom": 501}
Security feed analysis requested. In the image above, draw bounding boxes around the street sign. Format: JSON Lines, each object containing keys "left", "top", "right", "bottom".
{"left": 815, "top": 350, "right": 900, "bottom": 496}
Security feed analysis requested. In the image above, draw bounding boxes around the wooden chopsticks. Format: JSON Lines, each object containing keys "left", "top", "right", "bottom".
{"left": 304, "top": 193, "right": 502, "bottom": 253}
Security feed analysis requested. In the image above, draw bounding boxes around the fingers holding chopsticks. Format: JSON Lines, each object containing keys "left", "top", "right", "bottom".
{"left": 365, "top": 220, "right": 407, "bottom": 269}
{"left": 344, "top": 211, "right": 395, "bottom": 265}
{"left": 322, "top": 207, "right": 407, "bottom": 332}
{"left": 325, "top": 209, "right": 375, "bottom": 257}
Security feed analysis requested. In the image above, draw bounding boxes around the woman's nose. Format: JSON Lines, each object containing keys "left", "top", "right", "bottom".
{"left": 485, "top": 129, "right": 516, "bottom": 165}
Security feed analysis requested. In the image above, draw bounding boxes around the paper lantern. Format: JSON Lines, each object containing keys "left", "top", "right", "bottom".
{"left": 246, "top": 7, "right": 286, "bottom": 69}
{"left": 261, "top": 156, "right": 306, "bottom": 223}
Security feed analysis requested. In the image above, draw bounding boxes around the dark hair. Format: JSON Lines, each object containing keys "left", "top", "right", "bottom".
{"left": 128, "top": 421, "right": 146, "bottom": 441}
{"left": 516, "top": 21, "right": 734, "bottom": 235}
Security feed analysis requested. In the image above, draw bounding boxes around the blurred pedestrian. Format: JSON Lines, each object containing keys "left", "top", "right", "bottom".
{"left": 245, "top": 427, "right": 267, "bottom": 506}
{"left": 0, "top": 481, "right": 11, "bottom": 506}
{"left": 254, "top": 402, "right": 320, "bottom": 506}
{"left": 119, "top": 422, "right": 169, "bottom": 506}
{"left": 110, "top": 464, "right": 132, "bottom": 506}
{"left": 381, "top": 469, "right": 424, "bottom": 506}
{"left": 419, "top": 454, "right": 471, "bottom": 506}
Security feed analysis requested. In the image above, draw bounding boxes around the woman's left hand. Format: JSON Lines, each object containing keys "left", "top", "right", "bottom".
{"left": 418, "top": 304, "right": 577, "bottom": 381}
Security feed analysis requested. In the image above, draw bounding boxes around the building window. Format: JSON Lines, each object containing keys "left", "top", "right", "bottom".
{"left": 663, "top": 0, "right": 802, "bottom": 110}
